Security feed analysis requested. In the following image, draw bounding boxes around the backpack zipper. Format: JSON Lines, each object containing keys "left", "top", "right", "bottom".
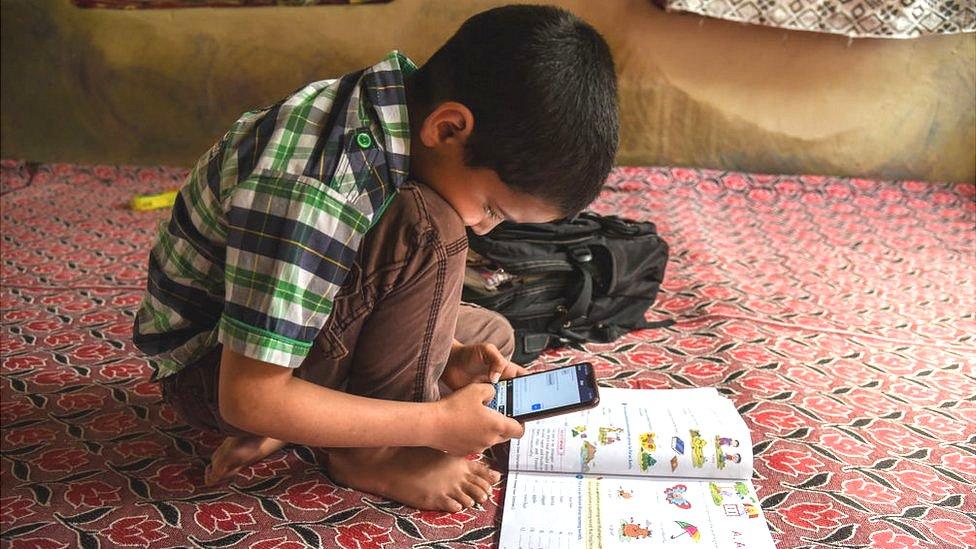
{"left": 495, "top": 259, "right": 574, "bottom": 273}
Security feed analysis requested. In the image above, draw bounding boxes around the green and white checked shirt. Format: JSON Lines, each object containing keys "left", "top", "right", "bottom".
{"left": 134, "top": 52, "right": 416, "bottom": 380}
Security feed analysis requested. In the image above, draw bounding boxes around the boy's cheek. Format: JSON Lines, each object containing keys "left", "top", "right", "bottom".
{"left": 447, "top": 199, "right": 489, "bottom": 229}
{"left": 470, "top": 219, "right": 502, "bottom": 236}
{"left": 467, "top": 218, "right": 488, "bottom": 234}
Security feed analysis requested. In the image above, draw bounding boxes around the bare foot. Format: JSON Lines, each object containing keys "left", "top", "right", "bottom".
{"left": 328, "top": 447, "right": 501, "bottom": 512}
{"left": 204, "top": 436, "right": 288, "bottom": 486}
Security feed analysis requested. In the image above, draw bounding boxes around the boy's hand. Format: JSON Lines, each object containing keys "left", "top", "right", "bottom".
{"left": 441, "top": 342, "right": 529, "bottom": 391}
{"left": 432, "top": 383, "right": 524, "bottom": 456}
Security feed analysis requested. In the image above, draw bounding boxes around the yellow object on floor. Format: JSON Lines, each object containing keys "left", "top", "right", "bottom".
{"left": 130, "top": 190, "right": 178, "bottom": 211}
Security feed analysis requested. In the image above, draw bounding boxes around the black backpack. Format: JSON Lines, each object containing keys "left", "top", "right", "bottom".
{"left": 463, "top": 212, "right": 673, "bottom": 363}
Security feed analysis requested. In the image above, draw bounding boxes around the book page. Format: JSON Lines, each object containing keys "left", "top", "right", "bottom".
{"left": 509, "top": 388, "right": 752, "bottom": 480}
{"left": 498, "top": 472, "right": 775, "bottom": 549}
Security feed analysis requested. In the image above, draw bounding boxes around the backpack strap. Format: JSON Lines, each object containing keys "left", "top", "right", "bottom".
{"left": 516, "top": 318, "right": 675, "bottom": 364}
{"left": 548, "top": 247, "right": 594, "bottom": 332}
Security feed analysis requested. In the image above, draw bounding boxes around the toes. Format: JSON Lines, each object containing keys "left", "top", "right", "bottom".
{"left": 203, "top": 463, "right": 235, "bottom": 487}
{"left": 466, "top": 474, "right": 492, "bottom": 501}
{"left": 451, "top": 488, "right": 476, "bottom": 509}
{"left": 203, "top": 464, "right": 215, "bottom": 485}
{"left": 472, "top": 461, "right": 502, "bottom": 484}
{"left": 448, "top": 480, "right": 477, "bottom": 508}
{"left": 435, "top": 495, "right": 463, "bottom": 513}
{"left": 462, "top": 479, "right": 490, "bottom": 505}
{"left": 258, "top": 437, "right": 288, "bottom": 456}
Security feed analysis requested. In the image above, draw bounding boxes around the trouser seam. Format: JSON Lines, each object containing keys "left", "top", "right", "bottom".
{"left": 444, "top": 235, "right": 468, "bottom": 256}
{"left": 410, "top": 187, "right": 447, "bottom": 402}
{"left": 413, "top": 240, "right": 446, "bottom": 402}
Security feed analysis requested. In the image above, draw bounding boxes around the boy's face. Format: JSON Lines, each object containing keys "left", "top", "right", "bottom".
{"left": 434, "top": 167, "right": 564, "bottom": 235}
{"left": 410, "top": 100, "right": 564, "bottom": 235}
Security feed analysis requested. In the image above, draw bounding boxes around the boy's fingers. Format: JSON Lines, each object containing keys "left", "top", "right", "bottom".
{"left": 483, "top": 344, "right": 527, "bottom": 382}
{"left": 488, "top": 366, "right": 504, "bottom": 384}
{"left": 502, "top": 417, "right": 525, "bottom": 439}
{"left": 484, "top": 345, "right": 508, "bottom": 383}
{"left": 477, "top": 382, "right": 498, "bottom": 404}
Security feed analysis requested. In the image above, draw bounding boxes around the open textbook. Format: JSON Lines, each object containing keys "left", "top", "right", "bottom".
{"left": 499, "top": 388, "right": 776, "bottom": 549}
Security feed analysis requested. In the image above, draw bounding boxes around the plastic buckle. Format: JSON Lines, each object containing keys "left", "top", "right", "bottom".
{"left": 570, "top": 246, "right": 593, "bottom": 263}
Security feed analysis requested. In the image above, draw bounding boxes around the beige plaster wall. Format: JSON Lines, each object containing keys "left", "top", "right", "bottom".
{"left": 2, "top": 0, "right": 974, "bottom": 181}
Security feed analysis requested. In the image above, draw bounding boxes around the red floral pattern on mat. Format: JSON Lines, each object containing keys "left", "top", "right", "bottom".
{"left": 2, "top": 161, "right": 974, "bottom": 548}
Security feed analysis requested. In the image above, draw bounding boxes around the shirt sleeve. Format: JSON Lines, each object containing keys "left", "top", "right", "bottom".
{"left": 218, "top": 173, "right": 371, "bottom": 367}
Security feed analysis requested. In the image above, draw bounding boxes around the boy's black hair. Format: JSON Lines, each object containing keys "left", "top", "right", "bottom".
{"left": 412, "top": 5, "right": 618, "bottom": 217}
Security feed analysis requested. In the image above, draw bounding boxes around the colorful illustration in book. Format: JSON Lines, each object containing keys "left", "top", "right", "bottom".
{"left": 669, "top": 521, "right": 701, "bottom": 542}
{"left": 580, "top": 441, "right": 597, "bottom": 472}
{"left": 599, "top": 426, "right": 624, "bottom": 445}
{"left": 714, "top": 436, "right": 740, "bottom": 469}
{"left": 670, "top": 456, "right": 679, "bottom": 472}
{"left": 723, "top": 503, "right": 760, "bottom": 518}
{"left": 637, "top": 432, "right": 658, "bottom": 471}
{"left": 709, "top": 482, "right": 757, "bottom": 506}
{"left": 689, "top": 430, "right": 707, "bottom": 468}
{"left": 617, "top": 488, "right": 634, "bottom": 499}
{"left": 664, "top": 484, "right": 692, "bottom": 509}
{"left": 620, "top": 519, "right": 652, "bottom": 540}
{"left": 639, "top": 451, "right": 657, "bottom": 471}
{"left": 735, "top": 481, "right": 756, "bottom": 503}
{"left": 709, "top": 482, "right": 737, "bottom": 505}
{"left": 639, "top": 432, "right": 656, "bottom": 451}
{"left": 716, "top": 436, "right": 740, "bottom": 448}
{"left": 709, "top": 482, "right": 724, "bottom": 505}
{"left": 672, "top": 436, "right": 685, "bottom": 454}
{"left": 571, "top": 425, "right": 588, "bottom": 438}
{"left": 715, "top": 450, "right": 741, "bottom": 470}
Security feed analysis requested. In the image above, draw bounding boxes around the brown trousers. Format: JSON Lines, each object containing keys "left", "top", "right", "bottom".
{"left": 160, "top": 182, "right": 515, "bottom": 437}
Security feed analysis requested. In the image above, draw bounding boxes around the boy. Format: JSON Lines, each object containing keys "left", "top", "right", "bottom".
{"left": 134, "top": 5, "right": 618, "bottom": 512}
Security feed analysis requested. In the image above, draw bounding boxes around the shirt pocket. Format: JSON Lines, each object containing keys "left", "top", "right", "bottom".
{"left": 333, "top": 126, "right": 391, "bottom": 217}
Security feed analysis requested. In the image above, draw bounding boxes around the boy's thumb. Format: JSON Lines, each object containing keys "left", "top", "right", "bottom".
{"left": 479, "top": 382, "right": 498, "bottom": 403}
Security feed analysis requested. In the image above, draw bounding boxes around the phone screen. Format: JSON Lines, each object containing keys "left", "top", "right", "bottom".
{"left": 488, "top": 363, "right": 598, "bottom": 420}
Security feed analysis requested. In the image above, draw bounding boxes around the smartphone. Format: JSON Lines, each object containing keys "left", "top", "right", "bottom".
{"left": 486, "top": 362, "right": 600, "bottom": 421}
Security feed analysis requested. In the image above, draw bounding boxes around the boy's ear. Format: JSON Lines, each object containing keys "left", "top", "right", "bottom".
{"left": 420, "top": 101, "right": 474, "bottom": 148}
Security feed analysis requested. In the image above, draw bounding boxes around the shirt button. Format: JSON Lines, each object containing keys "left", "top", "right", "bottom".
{"left": 356, "top": 132, "right": 373, "bottom": 149}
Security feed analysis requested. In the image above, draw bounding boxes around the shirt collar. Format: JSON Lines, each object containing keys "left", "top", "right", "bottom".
{"left": 361, "top": 50, "right": 416, "bottom": 191}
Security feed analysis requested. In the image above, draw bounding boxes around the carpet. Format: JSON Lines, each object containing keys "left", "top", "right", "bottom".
{"left": 1, "top": 160, "right": 974, "bottom": 548}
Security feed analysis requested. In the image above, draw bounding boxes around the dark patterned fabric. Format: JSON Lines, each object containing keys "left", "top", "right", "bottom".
{"left": 655, "top": 0, "right": 976, "bottom": 38}
{"left": 2, "top": 160, "right": 974, "bottom": 548}
{"left": 72, "top": 0, "right": 390, "bottom": 9}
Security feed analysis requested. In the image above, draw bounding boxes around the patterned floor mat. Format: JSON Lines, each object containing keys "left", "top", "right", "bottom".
{"left": 2, "top": 160, "right": 974, "bottom": 548}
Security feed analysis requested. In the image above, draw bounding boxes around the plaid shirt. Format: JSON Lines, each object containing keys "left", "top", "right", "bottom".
{"left": 134, "top": 52, "right": 415, "bottom": 380}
